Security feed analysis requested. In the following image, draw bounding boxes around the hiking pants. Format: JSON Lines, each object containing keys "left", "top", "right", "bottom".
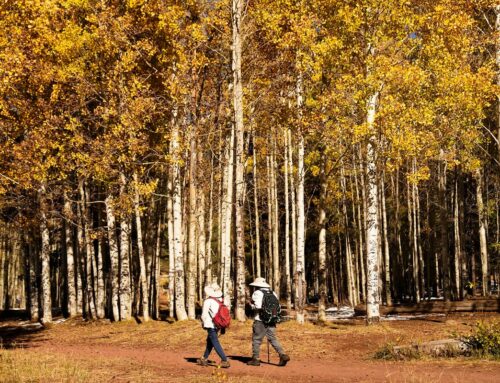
{"left": 252, "top": 320, "right": 285, "bottom": 359}
{"left": 203, "top": 328, "right": 228, "bottom": 361}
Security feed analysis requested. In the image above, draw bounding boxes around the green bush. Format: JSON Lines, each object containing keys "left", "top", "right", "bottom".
{"left": 461, "top": 321, "right": 500, "bottom": 358}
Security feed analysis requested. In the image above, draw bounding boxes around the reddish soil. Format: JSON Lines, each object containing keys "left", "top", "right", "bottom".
{"left": 1, "top": 313, "right": 499, "bottom": 382}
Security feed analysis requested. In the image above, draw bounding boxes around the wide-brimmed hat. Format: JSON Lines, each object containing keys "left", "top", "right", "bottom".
{"left": 204, "top": 282, "right": 223, "bottom": 298}
{"left": 249, "top": 277, "right": 270, "bottom": 288}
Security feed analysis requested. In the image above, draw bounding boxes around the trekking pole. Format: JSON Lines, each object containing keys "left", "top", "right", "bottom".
{"left": 267, "top": 338, "right": 270, "bottom": 364}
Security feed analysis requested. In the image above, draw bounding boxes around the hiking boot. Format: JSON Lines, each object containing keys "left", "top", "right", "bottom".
{"left": 220, "top": 360, "right": 230, "bottom": 368}
{"left": 247, "top": 358, "right": 261, "bottom": 366}
{"left": 278, "top": 354, "right": 290, "bottom": 366}
{"left": 196, "top": 357, "right": 209, "bottom": 367}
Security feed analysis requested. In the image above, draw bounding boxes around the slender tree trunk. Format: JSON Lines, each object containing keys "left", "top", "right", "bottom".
{"left": 284, "top": 129, "right": 292, "bottom": 311}
{"left": 453, "top": 173, "right": 462, "bottom": 299}
{"left": 172, "top": 122, "right": 188, "bottom": 321}
{"left": 232, "top": 0, "right": 246, "bottom": 322}
{"left": 266, "top": 154, "right": 274, "bottom": 287}
{"left": 341, "top": 164, "right": 357, "bottom": 307}
{"left": 197, "top": 190, "right": 207, "bottom": 301}
{"left": 80, "top": 181, "right": 97, "bottom": 319}
{"left": 167, "top": 169, "right": 175, "bottom": 319}
{"left": 105, "top": 195, "right": 120, "bottom": 321}
{"left": 288, "top": 129, "right": 298, "bottom": 306}
{"left": 205, "top": 160, "right": 214, "bottom": 285}
{"left": 380, "top": 171, "right": 392, "bottom": 306}
{"left": 27, "top": 234, "right": 39, "bottom": 321}
{"left": 496, "top": 5, "right": 500, "bottom": 163}
{"left": 221, "top": 128, "right": 234, "bottom": 308}
{"left": 295, "top": 72, "right": 306, "bottom": 324}
{"left": 187, "top": 135, "right": 197, "bottom": 319}
{"left": 133, "top": 172, "right": 150, "bottom": 321}
{"left": 475, "top": 168, "right": 489, "bottom": 296}
{"left": 253, "top": 139, "right": 261, "bottom": 278}
{"left": 119, "top": 173, "right": 132, "bottom": 320}
{"left": 438, "top": 152, "right": 451, "bottom": 301}
{"left": 271, "top": 140, "right": 280, "bottom": 299}
{"left": 365, "top": 91, "right": 380, "bottom": 324}
{"left": 39, "top": 184, "right": 52, "bottom": 324}
{"left": 318, "top": 161, "right": 327, "bottom": 322}
{"left": 64, "top": 191, "right": 77, "bottom": 317}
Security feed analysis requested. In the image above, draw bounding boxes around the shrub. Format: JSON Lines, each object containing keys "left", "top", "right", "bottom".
{"left": 461, "top": 321, "right": 500, "bottom": 358}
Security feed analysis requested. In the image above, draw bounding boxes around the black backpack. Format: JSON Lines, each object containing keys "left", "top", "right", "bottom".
{"left": 260, "top": 290, "right": 281, "bottom": 326}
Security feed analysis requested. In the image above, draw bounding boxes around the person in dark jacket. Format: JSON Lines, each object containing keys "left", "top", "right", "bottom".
{"left": 247, "top": 277, "right": 290, "bottom": 366}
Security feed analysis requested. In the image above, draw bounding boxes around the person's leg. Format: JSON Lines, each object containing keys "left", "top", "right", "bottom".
{"left": 266, "top": 326, "right": 290, "bottom": 366}
{"left": 207, "top": 328, "right": 228, "bottom": 362}
{"left": 265, "top": 326, "right": 284, "bottom": 355}
{"left": 247, "top": 320, "right": 266, "bottom": 366}
{"left": 203, "top": 330, "right": 214, "bottom": 359}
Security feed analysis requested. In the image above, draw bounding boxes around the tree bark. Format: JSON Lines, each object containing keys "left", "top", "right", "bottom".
{"left": 172, "top": 122, "right": 188, "bottom": 321}
{"left": 105, "top": 195, "right": 120, "bottom": 321}
{"left": 133, "top": 171, "right": 150, "bottom": 321}
{"left": 475, "top": 168, "right": 489, "bottom": 296}
{"left": 39, "top": 183, "right": 52, "bottom": 324}
{"left": 63, "top": 191, "right": 77, "bottom": 317}
{"left": 365, "top": 91, "right": 380, "bottom": 324}
{"left": 295, "top": 72, "right": 306, "bottom": 324}
{"left": 119, "top": 173, "right": 132, "bottom": 320}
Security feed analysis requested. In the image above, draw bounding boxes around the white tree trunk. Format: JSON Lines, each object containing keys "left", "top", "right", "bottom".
{"left": 167, "top": 169, "right": 175, "bottom": 318}
{"left": 105, "top": 195, "right": 120, "bottom": 321}
{"left": 232, "top": 0, "right": 247, "bottom": 322}
{"left": 253, "top": 141, "right": 261, "bottom": 277}
{"left": 221, "top": 128, "right": 234, "bottom": 308}
{"left": 187, "top": 135, "right": 197, "bottom": 319}
{"left": 365, "top": 92, "right": 380, "bottom": 324}
{"left": 318, "top": 167, "right": 327, "bottom": 322}
{"left": 197, "top": 190, "right": 206, "bottom": 301}
{"left": 172, "top": 123, "right": 188, "bottom": 321}
{"left": 39, "top": 184, "right": 52, "bottom": 324}
{"left": 133, "top": 172, "right": 150, "bottom": 321}
{"left": 63, "top": 191, "right": 77, "bottom": 317}
{"left": 380, "top": 172, "right": 392, "bottom": 306}
{"left": 288, "top": 128, "right": 297, "bottom": 305}
{"left": 284, "top": 129, "right": 292, "bottom": 311}
{"left": 80, "top": 180, "right": 96, "bottom": 319}
{"left": 205, "top": 160, "right": 214, "bottom": 285}
{"left": 475, "top": 168, "right": 489, "bottom": 296}
{"left": 295, "top": 73, "right": 306, "bottom": 324}
{"left": 119, "top": 173, "right": 132, "bottom": 320}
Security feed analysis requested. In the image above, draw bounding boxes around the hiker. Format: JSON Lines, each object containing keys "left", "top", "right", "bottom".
{"left": 197, "top": 283, "right": 230, "bottom": 368}
{"left": 247, "top": 277, "right": 290, "bottom": 366}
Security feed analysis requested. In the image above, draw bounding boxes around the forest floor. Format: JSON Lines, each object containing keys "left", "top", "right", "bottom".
{"left": 0, "top": 311, "right": 499, "bottom": 383}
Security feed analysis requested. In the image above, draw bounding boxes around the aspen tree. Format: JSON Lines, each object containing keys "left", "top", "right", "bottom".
{"left": 133, "top": 172, "right": 150, "bottom": 321}
{"left": 39, "top": 184, "right": 52, "bottom": 324}
{"left": 63, "top": 191, "right": 77, "bottom": 317}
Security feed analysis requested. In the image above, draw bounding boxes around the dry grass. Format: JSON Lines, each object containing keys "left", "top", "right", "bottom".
{"left": 0, "top": 349, "right": 90, "bottom": 383}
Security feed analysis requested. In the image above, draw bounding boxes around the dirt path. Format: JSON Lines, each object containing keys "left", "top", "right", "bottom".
{"left": 38, "top": 342, "right": 500, "bottom": 383}
{"left": 2, "top": 314, "right": 500, "bottom": 382}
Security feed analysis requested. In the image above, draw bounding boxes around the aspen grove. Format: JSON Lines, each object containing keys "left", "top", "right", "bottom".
{"left": 0, "top": 0, "right": 499, "bottom": 325}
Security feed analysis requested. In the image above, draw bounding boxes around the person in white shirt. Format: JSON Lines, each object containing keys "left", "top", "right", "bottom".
{"left": 247, "top": 277, "right": 290, "bottom": 366}
{"left": 197, "top": 283, "right": 230, "bottom": 368}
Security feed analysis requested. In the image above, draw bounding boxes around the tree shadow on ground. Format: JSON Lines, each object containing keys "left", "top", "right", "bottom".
{"left": 0, "top": 310, "right": 47, "bottom": 349}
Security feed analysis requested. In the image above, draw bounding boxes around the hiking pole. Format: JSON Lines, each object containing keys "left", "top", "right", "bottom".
{"left": 267, "top": 338, "right": 270, "bottom": 364}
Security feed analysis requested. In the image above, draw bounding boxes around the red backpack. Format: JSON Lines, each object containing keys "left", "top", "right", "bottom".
{"left": 210, "top": 298, "right": 231, "bottom": 329}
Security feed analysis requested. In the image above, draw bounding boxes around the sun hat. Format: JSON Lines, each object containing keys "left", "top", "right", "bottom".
{"left": 204, "top": 282, "right": 223, "bottom": 298}
{"left": 249, "top": 277, "right": 270, "bottom": 288}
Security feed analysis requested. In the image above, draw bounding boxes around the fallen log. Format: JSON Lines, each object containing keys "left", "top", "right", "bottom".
{"left": 393, "top": 339, "right": 469, "bottom": 357}
{"left": 355, "top": 298, "right": 500, "bottom": 316}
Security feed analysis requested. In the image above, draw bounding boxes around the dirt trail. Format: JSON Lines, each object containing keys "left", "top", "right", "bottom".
{"left": 3, "top": 314, "right": 500, "bottom": 382}
{"left": 40, "top": 342, "right": 500, "bottom": 383}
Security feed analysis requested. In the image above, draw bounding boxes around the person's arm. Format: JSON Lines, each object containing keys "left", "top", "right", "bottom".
{"left": 201, "top": 299, "right": 213, "bottom": 328}
{"left": 251, "top": 290, "right": 263, "bottom": 310}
